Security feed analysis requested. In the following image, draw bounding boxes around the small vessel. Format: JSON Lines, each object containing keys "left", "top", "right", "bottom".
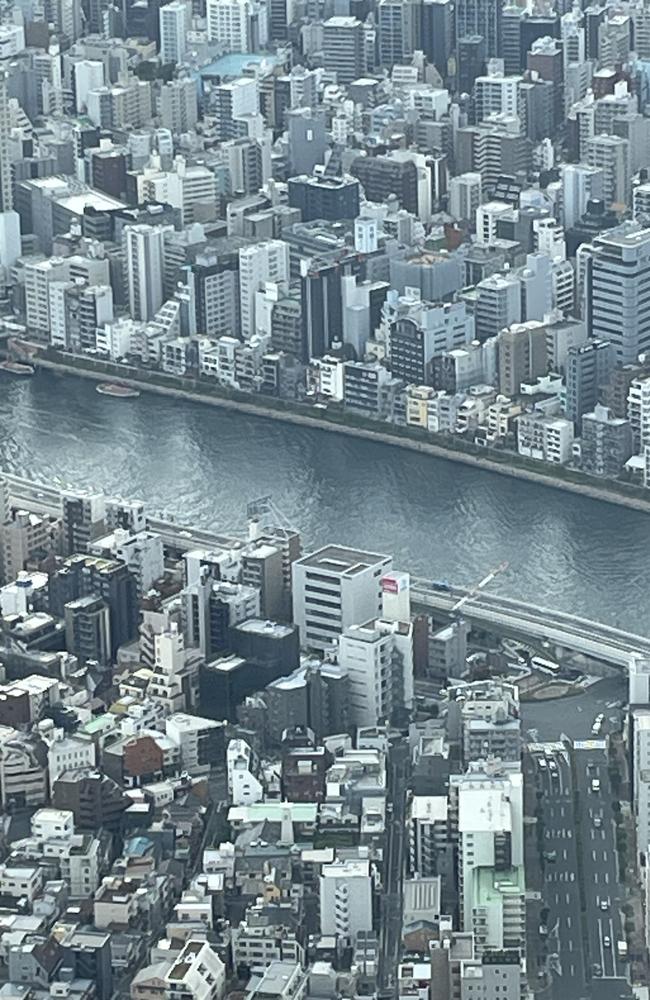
{"left": 0, "top": 360, "right": 35, "bottom": 376}
{"left": 96, "top": 383, "right": 141, "bottom": 399}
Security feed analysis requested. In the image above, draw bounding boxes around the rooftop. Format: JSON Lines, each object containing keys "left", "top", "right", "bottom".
{"left": 297, "top": 544, "right": 390, "bottom": 577}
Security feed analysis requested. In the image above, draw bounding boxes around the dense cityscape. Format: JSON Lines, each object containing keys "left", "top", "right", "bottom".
{"left": 0, "top": 0, "right": 647, "bottom": 997}
{"left": 3, "top": 0, "right": 650, "bottom": 495}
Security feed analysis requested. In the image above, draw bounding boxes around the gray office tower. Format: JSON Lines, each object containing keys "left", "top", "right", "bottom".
{"left": 565, "top": 339, "right": 616, "bottom": 427}
{"left": 455, "top": 0, "right": 502, "bottom": 58}
{"left": 587, "top": 225, "right": 650, "bottom": 364}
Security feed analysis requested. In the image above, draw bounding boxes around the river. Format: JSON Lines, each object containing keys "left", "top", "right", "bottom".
{"left": 0, "top": 370, "right": 647, "bottom": 633}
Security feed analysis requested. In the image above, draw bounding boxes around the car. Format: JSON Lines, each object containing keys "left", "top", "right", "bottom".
{"left": 593, "top": 816, "right": 602, "bottom": 828}
{"left": 600, "top": 899, "right": 609, "bottom": 911}
{"left": 604, "top": 935, "right": 611, "bottom": 947}
{"left": 538, "top": 758, "right": 547, "bottom": 769}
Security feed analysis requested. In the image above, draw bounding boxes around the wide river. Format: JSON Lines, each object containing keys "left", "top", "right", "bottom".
{"left": 0, "top": 370, "right": 647, "bottom": 632}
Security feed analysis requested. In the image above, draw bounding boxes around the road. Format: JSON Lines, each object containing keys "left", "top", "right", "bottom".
{"left": 412, "top": 582, "right": 650, "bottom": 666}
{"left": 573, "top": 744, "right": 626, "bottom": 984}
{"left": 528, "top": 687, "right": 629, "bottom": 1000}
{"left": 378, "top": 739, "right": 409, "bottom": 997}
{"left": 533, "top": 746, "right": 587, "bottom": 1000}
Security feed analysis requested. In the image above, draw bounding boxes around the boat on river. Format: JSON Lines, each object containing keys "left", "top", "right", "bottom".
{"left": 0, "top": 360, "right": 35, "bottom": 376}
{"left": 96, "top": 383, "right": 141, "bottom": 398}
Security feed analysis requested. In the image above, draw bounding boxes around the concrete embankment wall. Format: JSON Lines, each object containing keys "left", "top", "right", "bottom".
{"left": 31, "top": 354, "right": 650, "bottom": 516}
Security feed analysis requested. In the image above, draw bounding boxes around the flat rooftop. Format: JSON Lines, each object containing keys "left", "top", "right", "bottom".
{"left": 297, "top": 545, "right": 389, "bottom": 577}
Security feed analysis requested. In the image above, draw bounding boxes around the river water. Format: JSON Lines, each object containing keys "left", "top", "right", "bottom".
{"left": 0, "top": 370, "right": 647, "bottom": 633}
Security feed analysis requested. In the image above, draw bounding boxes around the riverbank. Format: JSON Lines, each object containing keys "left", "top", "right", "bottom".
{"left": 26, "top": 350, "right": 650, "bottom": 515}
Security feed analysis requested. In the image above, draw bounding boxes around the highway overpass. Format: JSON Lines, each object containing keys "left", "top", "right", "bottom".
{"left": 3, "top": 472, "right": 648, "bottom": 668}
{"left": 412, "top": 581, "right": 650, "bottom": 667}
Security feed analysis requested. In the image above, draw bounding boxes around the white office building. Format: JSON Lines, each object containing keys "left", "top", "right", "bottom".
{"left": 227, "top": 738, "right": 264, "bottom": 805}
{"left": 238, "top": 239, "right": 290, "bottom": 340}
{"left": 320, "top": 859, "right": 373, "bottom": 940}
{"left": 338, "top": 618, "right": 414, "bottom": 727}
{"left": 124, "top": 223, "right": 171, "bottom": 321}
{"left": 449, "top": 172, "right": 483, "bottom": 223}
{"left": 476, "top": 202, "right": 511, "bottom": 246}
{"left": 561, "top": 163, "right": 605, "bottom": 228}
{"left": 453, "top": 764, "right": 524, "bottom": 931}
{"left": 633, "top": 708, "right": 650, "bottom": 862}
{"left": 589, "top": 225, "right": 650, "bottom": 364}
{"left": 628, "top": 374, "right": 650, "bottom": 450}
{"left": 206, "top": 0, "right": 267, "bottom": 51}
{"left": 292, "top": 545, "right": 392, "bottom": 653}
{"left": 159, "top": 0, "right": 189, "bottom": 65}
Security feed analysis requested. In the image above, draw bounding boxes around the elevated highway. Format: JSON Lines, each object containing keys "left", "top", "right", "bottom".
{"left": 4, "top": 472, "right": 648, "bottom": 668}
{"left": 412, "top": 581, "right": 650, "bottom": 667}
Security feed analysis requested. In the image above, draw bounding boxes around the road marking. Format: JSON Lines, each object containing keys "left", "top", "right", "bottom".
{"left": 567, "top": 916, "right": 572, "bottom": 928}
{"left": 594, "top": 873, "right": 599, "bottom": 882}
{"left": 604, "top": 872, "right": 609, "bottom": 884}
{"left": 592, "top": 850, "right": 597, "bottom": 860}
{"left": 569, "top": 940, "right": 574, "bottom": 951}
{"left": 566, "top": 892, "right": 570, "bottom": 904}
{"left": 603, "top": 850, "right": 608, "bottom": 861}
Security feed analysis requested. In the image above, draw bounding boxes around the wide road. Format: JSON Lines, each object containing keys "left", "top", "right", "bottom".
{"left": 378, "top": 739, "right": 409, "bottom": 997}
{"left": 573, "top": 744, "right": 626, "bottom": 984}
{"left": 534, "top": 746, "right": 587, "bottom": 1000}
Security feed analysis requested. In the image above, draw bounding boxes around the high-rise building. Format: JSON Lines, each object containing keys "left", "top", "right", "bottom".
{"left": 124, "top": 223, "right": 171, "bottom": 321}
{"left": 206, "top": 0, "right": 267, "bottom": 51}
{"left": 320, "top": 859, "right": 373, "bottom": 939}
{"left": 159, "top": 0, "right": 189, "bottom": 64}
{"left": 632, "top": 708, "right": 650, "bottom": 862}
{"left": 287, "top": 175, "right": 360, "bottom": 223}
{"left": 586, "top": 134, "right": 630, "bottom": 209}
{"left": 389, "top": 300, "right": 474, "bottom": 385}
{"left": 474, "top": 273, "right": 522, "bottom": 343}
{"left": 64, "top": 596, "right": 112, "bottom": 666}
{"left": 338, "top": 618, "right": 414, "bottom": 727}
{"left": 627, "top": 374, "right": 650, "bottom": 451}
{"left": 587, "top": 225, "right": 650, "bottom": 364}
{"left": 159, "top": 77, "right": 198, "bottom": 133}
{"left": 322, "top": 17, "right": 366, "bottom": 85}
{"left": 580, "top": 404, "right": 633, "bottom": 477}
{"left": 497, "top": 321, "right": 548, "bottom": 396}
{"left": 0, "top": 73, "right": 13, "bottom": 213}
{"left": 565, "top": 338, "right": 616, "bottom": 427}
{"left": 455, "top": 0, "right": 502, "bottom": 58}
{"left": 377, "top": 0, "right": 419, "bottom": 68}
{"left": 420, "top": 0, "right": 454, "bottom": 79}
{"left": 292, "top": 544, "right": 392, "bottom": 653}
{"left": 449, "top": 173, "right": 483, "bottom": 222}
{"left": 238, "top": 239, "right": 290, "bottom": 340}
{"left": 188, "top": 248, "right": 241, "bottom": 339}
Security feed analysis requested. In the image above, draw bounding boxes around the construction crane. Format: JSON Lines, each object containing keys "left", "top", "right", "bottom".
{"left": 449, "top": 560, "right": 509, "bottom": 617}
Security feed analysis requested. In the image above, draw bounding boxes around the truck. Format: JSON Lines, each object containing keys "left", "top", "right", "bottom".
{"left": 591, "top": 777, "right": 601, "bottom": 793}
{"left": 617, "top": 940, "right": 628, "bottom": 959}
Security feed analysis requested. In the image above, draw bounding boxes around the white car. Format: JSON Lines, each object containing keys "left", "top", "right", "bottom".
{"left": 604, "top": 935, "right": 611, "bottom": 947}
{"left": 600, "top": 899, "right": 609, "bottom": 911}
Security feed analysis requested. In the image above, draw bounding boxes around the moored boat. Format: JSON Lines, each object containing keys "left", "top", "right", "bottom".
{"left": 0, "top": 360, "right": 35, "bottom": 376}
{"left": 96, "top": 382, "right": 141, "bottom": 398}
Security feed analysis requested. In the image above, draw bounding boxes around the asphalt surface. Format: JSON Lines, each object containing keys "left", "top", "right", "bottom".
{"left": 378, "top": 739, "right": 409, "bottom": 996}
{"left": 573, "top": 745, "right": 626, "bottom": 984}
{"left": 525, "top": 679, "right": 628, "bottom": 1000}
{"left": 535, "top": 747, "right": 587, "bottom": 1000}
